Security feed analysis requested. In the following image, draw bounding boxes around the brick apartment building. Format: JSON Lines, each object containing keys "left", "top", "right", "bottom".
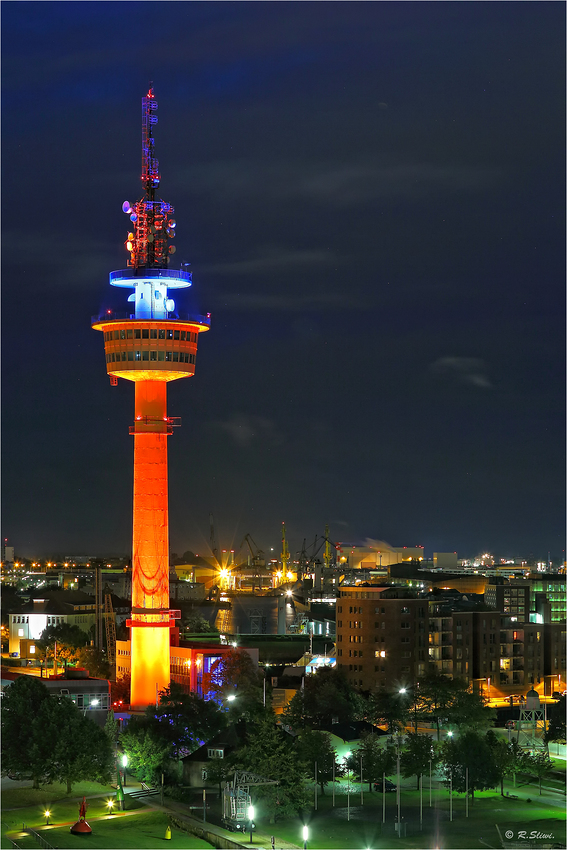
{"left": 336, "top": 584, "right": 564, "bottom": 694}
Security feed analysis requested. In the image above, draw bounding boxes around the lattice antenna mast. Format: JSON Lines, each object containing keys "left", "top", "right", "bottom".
{"left": 122, "top": 85, "right": 177, "bottom": 272}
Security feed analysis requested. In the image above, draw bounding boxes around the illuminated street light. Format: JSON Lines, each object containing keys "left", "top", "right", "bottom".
{"left": 106, "top": 799, "right": 114, "bottom": 812}
{"left": 248, "top": 804, "right": 255, "bottom": 844}
{"left": 226, "top": 694, "right": 236, "bottom": 702}
{"left": 44, "top": 810, "right": 51, "bottom": 825}
{"left": 303, "top": 825, "right": 309, "bottom": 849}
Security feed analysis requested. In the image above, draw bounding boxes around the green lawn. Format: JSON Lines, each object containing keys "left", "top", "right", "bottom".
{"left": 2, "top": 811, "right": 211, "bottom": 849}
{"left": 1, "top": 780, "right": 116, "bottom": 810}
{"left": 253, "top": 788, "right": 566, "bottom": 850}
{"left": 3, "top": 779, "right": 565, "bottom": 850}
{"left": 1, "top": 796, "right": 145, "bottom": 836}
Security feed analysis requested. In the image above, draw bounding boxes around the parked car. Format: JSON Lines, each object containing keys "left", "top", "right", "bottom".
{"left": 373, "top": 779, "right": 397, "bottom": 792}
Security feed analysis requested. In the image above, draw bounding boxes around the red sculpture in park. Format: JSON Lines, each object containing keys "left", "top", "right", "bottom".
{"left": 70, "top": 796, "right": 92, "bottom": 835}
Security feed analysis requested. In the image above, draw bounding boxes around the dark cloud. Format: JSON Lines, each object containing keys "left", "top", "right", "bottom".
{"left": 430, "top": 356, "right": 492, "bottom": 389}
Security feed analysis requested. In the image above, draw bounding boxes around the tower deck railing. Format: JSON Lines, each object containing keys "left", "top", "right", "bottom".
{"left": 91, "top": 311, "right": 211, "bottom": 325}
{"left": 109, "top": 268, "right": 192, "bottom": 284}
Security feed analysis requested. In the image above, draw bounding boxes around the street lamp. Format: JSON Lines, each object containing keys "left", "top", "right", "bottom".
{"left": 122, "top": 753, "right": 128, "bottom": 785}
{"left": 106, "top": 799, "right": 114, "bottom": 814}
{"left": 44, "top": 810, "right": 51, "bottom": 826}
{"left": 248, "top": 804, "right": 255, "bottom": 844}
{"left": 302, "top": 825, "right": 309, "bottom": 849}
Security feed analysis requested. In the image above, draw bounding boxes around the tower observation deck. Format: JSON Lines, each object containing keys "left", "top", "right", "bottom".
{"left": 92, "top": 87, "right": 210, "bottom": 708}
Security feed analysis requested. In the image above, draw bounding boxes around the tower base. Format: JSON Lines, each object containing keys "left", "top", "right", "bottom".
{"left": 130, "top": 624, "right": 171, "bottom": 708}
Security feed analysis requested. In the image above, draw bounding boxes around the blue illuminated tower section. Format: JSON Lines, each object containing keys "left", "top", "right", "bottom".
{"left": 92, "top": 87, "right": 210, "bottom": 708}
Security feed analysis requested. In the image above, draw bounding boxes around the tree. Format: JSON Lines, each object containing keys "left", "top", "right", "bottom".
{"left": 205, "top": 753, "right": 234, "bottom": 796}
{"left": 485, "top": 732, "right": 528, "bottom": 795}
{"left": 120, "top": 715, "right": 173, "bottom": 785}
{"left": 447, "top": 689, "right": 495, "bottom": 732}
{"left": 283, "top": 666, "right": 362, "bottom": 730}
{"left": 418, "top": 673, "right": 468, "bottom": 740}
{"left": 111, "top": 673, "right": 131, "bottom": 707}
{"left": 521, "top": 749, "right": 554, "bottom": 795}
{"left": 104, "top": 710, "right": 120, "bottom": 748}
{"left": 1, "top": 677, "right": 113, "bottom": 792}
{"left": 368, "top": 687, "right": 408, "bottom": 736}
{"left": 75, "top": 646, "right": 112, "bottom": 679}
{"left": 46, "top": 698, "right": 114, "bottom": 792}
{"left": 1, "top": 676, "right": 53, "bottom": 787}
{"left": 153, "top": 682, "right": 227, "bottom": 757}
{"left": 441, "top": 730, "right": 500, "bottom": 802}
{"left": 36, "top": 623, "right": 89, "bottom": 668}
{"left": 184, "top": 612, "right": 218, "bottom": 634}
{"left": 232, "top": 716, "right": 309, "bottom": 822}
{"left": 295, "top": 729, "right": 340, "bottom": 794}
{"left": 203, "top": 649, "right": 265, "bottom": 719}
{"left": 545, "top": 696, "right": 566, "bottom": 744}
{"left": 400, "top": 732, "right": 438, "bottom": 790}
{"left": 347, "top": 732, "right": 394, "bottom": 791}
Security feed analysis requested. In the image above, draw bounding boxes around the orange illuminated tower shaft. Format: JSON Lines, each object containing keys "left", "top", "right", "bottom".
{"left": 92, "top": 87, "right": 210, "bottom": 707}
{"left": 131, "top": 381, "right": 170, "bottom": 706}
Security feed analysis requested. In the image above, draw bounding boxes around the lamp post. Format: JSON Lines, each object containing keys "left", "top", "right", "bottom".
{"left": 44, "top": 810, "right": 51, "bottom": 826}
{"left": 122, "top": 753, "right": 128, "bottom": 786}
{"left": 248, "top": 804, "right": 255, "bottom": 844}
{"left": 314, "top": 761, "right": 318, "bottom": 810}
{"left": 345, "top": 753, "right": 351, "bottom": 822}
{"left": 302, "top": 825, "right": 309, "bottom": 850}
{"left": 106, "top": 799, "right": 114, "bottom": 815}
{"left": 396, "top": 749, "right": 401, "bottom": 835}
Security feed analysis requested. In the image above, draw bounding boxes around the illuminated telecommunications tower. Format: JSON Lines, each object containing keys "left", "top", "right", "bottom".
{"left": 92, "top": 87, "right": 210, "bottom": 707}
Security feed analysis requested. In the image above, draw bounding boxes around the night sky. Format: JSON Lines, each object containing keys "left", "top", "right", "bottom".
{"left": 2, "top": 2, "right": 565, "bottom": 561}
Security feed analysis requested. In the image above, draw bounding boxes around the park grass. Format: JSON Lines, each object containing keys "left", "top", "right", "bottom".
{"left": 1, "top": 780, "right": 116, "bottom": 810}
{"left": 255, "top": 787, "right": 566, "bottom": 850}
{"left": 2, "top": 811, "right": 212, "bottom": 850}
{"left": 1, "top": 795, "right": 144, "bottom": 837}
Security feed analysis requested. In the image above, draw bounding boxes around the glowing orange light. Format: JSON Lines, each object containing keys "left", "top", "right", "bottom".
{"left": 130, "top": 380, "right": 171, "bottom": 708}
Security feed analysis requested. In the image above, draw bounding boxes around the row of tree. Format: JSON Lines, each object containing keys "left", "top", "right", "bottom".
{"left": 281, "top": 667, "right": 497, "bottom": 738}
{"left": 1, "top": 676, "right": 114, "bottom": 792}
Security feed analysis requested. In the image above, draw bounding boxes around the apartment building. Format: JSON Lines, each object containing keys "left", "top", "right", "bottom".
{"left": 336, "top": 586, "right": 428, "bottom": 690}
{"left": 336, "top": 584, "right": 562, "bottom": 695}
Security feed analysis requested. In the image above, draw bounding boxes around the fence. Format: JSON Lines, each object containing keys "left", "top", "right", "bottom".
{"left": 21, "top": 824, "right": 57, "bottom": 850}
